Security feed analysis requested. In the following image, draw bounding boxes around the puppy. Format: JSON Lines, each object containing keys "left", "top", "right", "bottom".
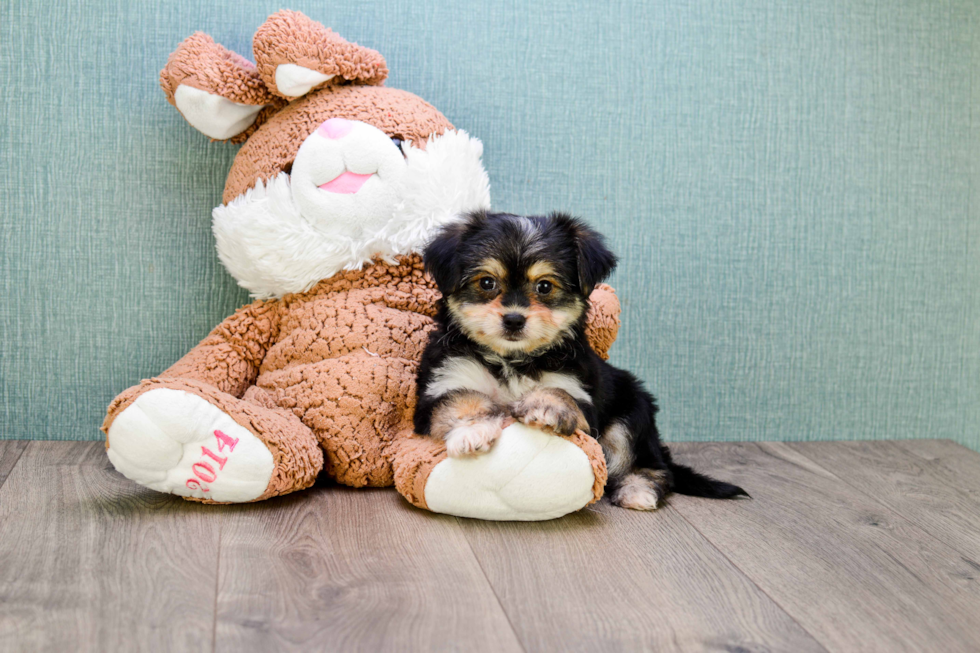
{"left": 414, "top": 210, "right": 747, "bottom": 510}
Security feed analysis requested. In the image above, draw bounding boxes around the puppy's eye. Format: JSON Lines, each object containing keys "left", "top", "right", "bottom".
{"left": 391, "top": 137, "right": 404, "bottom": 152}
{"left": 479, "top": 277, "right": 497, "bottom": 292}
{"left": 535, "top": 280, "right": 553, "bottom": 295}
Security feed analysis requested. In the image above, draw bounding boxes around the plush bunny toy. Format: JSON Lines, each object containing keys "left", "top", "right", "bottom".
{"left": 103, "top": 10, "right": 621, "bottom": 520}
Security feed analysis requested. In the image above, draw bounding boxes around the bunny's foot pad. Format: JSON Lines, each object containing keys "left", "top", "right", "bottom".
{"left": 107, "top": 389, "right": 274, "bottom": 503}
{"left": 421, "top": 423, "right": 601, "bottom": 521}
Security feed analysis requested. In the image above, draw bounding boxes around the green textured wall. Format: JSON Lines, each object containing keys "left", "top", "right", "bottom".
{"left": 1, "top": 1, "right": 978, "bottom": 448}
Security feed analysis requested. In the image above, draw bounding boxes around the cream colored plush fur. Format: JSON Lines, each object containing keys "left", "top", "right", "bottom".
{"left": 213, "top": 129, "right": 490, "bottom": 299}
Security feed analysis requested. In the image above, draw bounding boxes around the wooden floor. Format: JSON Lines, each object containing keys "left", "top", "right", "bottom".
{"left": 2, "top": 440, "right": 980, "bottom": 652}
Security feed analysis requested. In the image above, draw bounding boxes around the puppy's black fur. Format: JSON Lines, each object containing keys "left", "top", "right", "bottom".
{"left": 414, "top": 210, "right": 747, "bottom": 509}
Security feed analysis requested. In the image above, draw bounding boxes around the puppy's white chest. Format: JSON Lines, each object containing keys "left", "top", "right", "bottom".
{"left": 499, "top": 373, "right": 539, "bottom": 403}
{"left": 425, "top": 356, "right": 591, "bottom": 404}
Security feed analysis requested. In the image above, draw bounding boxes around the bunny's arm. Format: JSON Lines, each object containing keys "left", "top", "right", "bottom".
{"left": 160, "top": 299, "right": 283, "bottom": 398}
{"left": 585, "top": 283, "right": 621, "bottom": 360}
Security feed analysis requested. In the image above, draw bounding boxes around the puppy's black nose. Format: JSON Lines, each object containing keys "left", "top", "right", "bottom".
{"left": 502, "top": 313, "right": 526, "bottom": 331}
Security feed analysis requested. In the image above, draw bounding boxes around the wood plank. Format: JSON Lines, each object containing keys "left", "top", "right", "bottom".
{"left": 895, "top": 439, "right": 980, "bottom": 497}
{"left": 0, "top": 440, "right": 28, "bottom": 489}
{"left": 457, "top": 497, "right": 825, "bottom": 652}
{"left": 789, "top": 440, "right": 980, "bottom": 564}
{"left": 669, "top": 442, "right": 980, "bottom": 653}
{"left": 214, "top": 484, "right": 522, "bottom": 653}
{"left": 0, "top": 442, "right": 220, "bottom": 651}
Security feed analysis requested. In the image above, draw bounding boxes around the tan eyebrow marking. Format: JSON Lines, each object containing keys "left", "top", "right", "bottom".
{"left": 527, "top": 261, "right": 559, "bottom": 283}
{"left": 476, "top": 258, "right": 507, "bottom": 280}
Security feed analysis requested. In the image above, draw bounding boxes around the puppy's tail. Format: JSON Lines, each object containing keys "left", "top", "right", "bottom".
{"left": 668, "top": 462, "right": 749, "bottom": 499}
{"left": 663, "top": 447, "right": 750, "bottom": 499}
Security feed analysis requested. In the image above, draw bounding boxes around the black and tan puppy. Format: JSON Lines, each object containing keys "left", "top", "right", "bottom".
{"left": 414, "top": 210, "right": 747, "bottom": 510}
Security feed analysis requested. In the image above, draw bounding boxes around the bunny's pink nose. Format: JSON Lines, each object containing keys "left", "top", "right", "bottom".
{"left": 317, "top": 118, "right": 353, "bottom": 140}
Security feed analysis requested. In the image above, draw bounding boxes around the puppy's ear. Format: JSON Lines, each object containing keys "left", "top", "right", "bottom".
{"left": 425, "top": 211, "right": 489, "bottom": 295}
{"left": 423, "top": 224, "right": 462, "bottom": 295}
{"left": 552, "top": 212, "right": 617, "bottom": 295}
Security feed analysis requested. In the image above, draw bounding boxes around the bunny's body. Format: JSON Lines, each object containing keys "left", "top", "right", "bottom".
{"left": 103, "top": 11, "right": 620, "bottom": 520}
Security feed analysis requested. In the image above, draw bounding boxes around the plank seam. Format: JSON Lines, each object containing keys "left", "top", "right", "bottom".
{"left": 786, "top": 441, "right": 980, "bottom": 566}
{"left": 894, "top": 439, "right": 980, "bottom": 465}
{"left": 667, "top": 494, "right": 831, "bottom": 652}
{"left": 0, "top": 440, "right": 30, "bottom": 492}
{"left": 892, "top": 441, "right": 980, "bottom": 509}
{"left": 454, "top": 516, "right": 528, "bottom": 653}
{"left": 211, "top": 519, "right": 223, "bottom": 653}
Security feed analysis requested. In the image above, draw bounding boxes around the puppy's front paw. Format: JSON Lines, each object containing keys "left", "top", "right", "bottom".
{"left": 445, "top": 420, "right": 504, "bottom": 457}
{"left": 512, "top": 388, "right": 588, "bottom": 436}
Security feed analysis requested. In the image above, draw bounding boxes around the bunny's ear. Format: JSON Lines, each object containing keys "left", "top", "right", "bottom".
{"left": 252, "top": 10, "right": 388, "bottom": 99}
{"left": 160, "top": 33, "right": 283, "bottom": 142}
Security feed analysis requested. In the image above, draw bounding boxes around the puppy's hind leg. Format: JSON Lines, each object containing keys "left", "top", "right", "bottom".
{"left": 609, "top": 469, "right": 671, "bottom": 511}
{"left": 602, "top": 420, "right": 672, "bottom": 511}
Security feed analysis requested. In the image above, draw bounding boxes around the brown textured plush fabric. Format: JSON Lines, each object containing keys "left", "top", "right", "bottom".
{"left": 160, "top": 10, "right": 451, "bottom": 198}
{"left": 584, "top": 285, "right": 620, "bottom": 362}
{"left": 159, "top": 32, "right": 288, "bottom": 143}
{"left": 103, "top": 255, "right": 620, "bottom": 500}
{"left": 159, "top": 32, "right": 277, "bottom": 107}
{"left": 120, "top": 10, "right": 623, "bottom": 510}
{"left": 253, "top": 9, "right": 389, "bottom": 96}
{"left": 222, "top": 86, "right": 454, "bottom": 203}
{"left": 391, "top": 433, "right": 447, "bottom": 510}
{"left": 562, "top": 429, "right": 609, "bottom": 505}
